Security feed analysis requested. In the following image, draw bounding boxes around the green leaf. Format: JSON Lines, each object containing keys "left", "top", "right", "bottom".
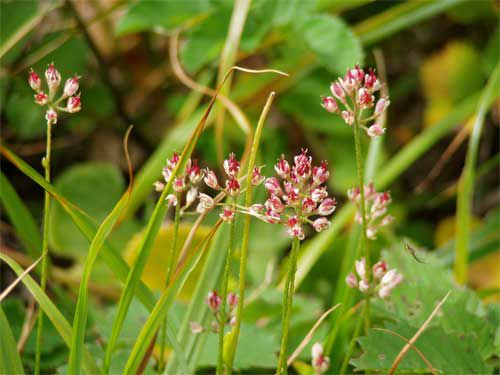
{"left": 0, "top": 171, "right": 42, "bottom": 258}
{"left": 0, "top": 304, "right": 24, "bottom": 375}
{"left": 49, "top": 162, "right": 125, "bottom": 257}
{"left": 294, "top": 14, "right": 363, "bottom": 74}
{"left": 116, "top": 0, "right": 213, "bottom": 35}
{"left": 0, "top": 253, "right": 100, "bottom": 374}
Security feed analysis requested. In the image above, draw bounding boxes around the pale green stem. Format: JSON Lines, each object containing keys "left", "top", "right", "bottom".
{"left": 276, "top": 237, "right": 300, "bottom": 375}
{"left": 217, "top": 203, "right": 236, "bottom": 375}
{"left": 35, "top": 120, "right": 52, "bottom": 375}
{"left": 158, "top": 192, "right": 182, "bottom": 372}
{"left": 339, "top": 300, "right": 367, "bottom": 374}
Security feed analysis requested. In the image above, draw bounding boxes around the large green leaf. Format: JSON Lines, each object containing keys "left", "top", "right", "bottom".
{"left": 0, "top": 304, "right": 24, "bottom": 375}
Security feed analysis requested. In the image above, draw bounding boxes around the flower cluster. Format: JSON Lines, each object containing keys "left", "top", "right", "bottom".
{"left": 321, "top": 65, "right": 390, "bottom": 137}
{"left": 248, "top": 149, "right": 336, "bottom": 240}
{"left": 190, "top": 291, "right": 238, "bottom": 334}
{"left": 346, "top": 258, "right": 403, "bottom": 299}
{"left": 154, "top": 153, "right": 209, "bottom": 213}
{"left": 348, "top": 182, "right": 393, "bottom": 240}
{"left": 28, "top": 63, "right": 81, "bottom": 125}
{"left": 311, "top": 343, "right": 330, "bottom": 374}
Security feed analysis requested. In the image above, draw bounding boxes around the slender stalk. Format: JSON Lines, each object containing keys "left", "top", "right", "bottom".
{"left": 158, "top": 193, "right": 181, "bottom": 372}
{"left": 217, "top": 203, "right": 236, "bottom": 375}
{"left": 276, "top": 237, "right": 300, "bottom": 375}
{"left": 34, "top": 120, "right": 52, "bottom": 375}
{"left": 352, "top": 114, "right": 371, "bottom": 330}
{"left": 339, "top": 301, "right": 366, "bottom": 374}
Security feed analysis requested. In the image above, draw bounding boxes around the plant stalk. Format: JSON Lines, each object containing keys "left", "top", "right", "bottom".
{"left": 276, "top": 237, "right": 300, "bottom": 375}
{"left": 339, "top": 300, "right": 366, "bottom": 374}
{"left": 217, "top": 203, "right": 236, "bottom": 375}
{"left": 159, "top": 192, "right": 181, "bottom": 372}
{"left": 34, "top": 120, "right": 52, "bottom": 375}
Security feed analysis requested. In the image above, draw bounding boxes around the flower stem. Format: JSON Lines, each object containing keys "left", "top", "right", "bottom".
{"left": 217, "top": 204, "right": 236, "bottom": 375}
{"left": 339, "top": 300, "right": 367, "bottom": 374}
{"left": 34, "top": 120, "right": 52, "bottom": 375}
{"left": 352, "top": 116, "right": 371, "bottom": 327}
{"left": 276, "top": 237, "right": 300, "bottom": 375}
{"left": 158, "top": 193, "right": 181, "bottom": 372}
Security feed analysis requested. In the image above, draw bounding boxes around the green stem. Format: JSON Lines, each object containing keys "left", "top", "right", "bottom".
{"left": 217, "top": 204, "right": 236, "bottom": 375}
{"left": 339, "top": 300, "right": 367, "bottom": 374}
{"left": 352, "top": 115, "right": 371, "bottom": 327}
{"left": 158, "top": 193, "right": 181, "bottom": 372}
{"left": 276, "top": 237, "right": 300, "bottom": 375}
{"left": 35, "top": 120, "right": 52, "bottom": 375}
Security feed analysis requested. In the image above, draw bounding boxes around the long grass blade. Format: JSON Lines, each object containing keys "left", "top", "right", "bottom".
{"left": 0, "top": 304, "right": 24, "bottom": 375}
{"left": 454, "top": 64, "right": 500, "bottom": 284}
{"left": 0, "top": 255, "right": 42, "bottom": 302}
{"left": 0, "top": 252, "right": 100, "bottom": 374}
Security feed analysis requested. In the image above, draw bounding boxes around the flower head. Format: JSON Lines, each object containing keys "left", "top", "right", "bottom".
{"left": 45, "top": 63, "right": 61, "bottom": 94}
{"left": 207, "top": 291, "right": 222, "bottom": 312}
{"left": 223, "top": 152, "right": 240, "bottom": 177}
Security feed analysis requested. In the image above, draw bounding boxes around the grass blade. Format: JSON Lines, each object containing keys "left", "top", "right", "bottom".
{"left": 454, "top": 64, "right": 500, "bottom": 284}
{"left": 124, "top": 221, "right": 222, "bottom": 374}
{"left": 0, "top": 252, "right": 100, "bottom": 374}
{"left": 0, "top": 255, "right": 42, "bottom": 302}
{"left": 0, "top": 304, "right": 24, "bottom": 375}
{"left": 0, "top": 171, "right": 42, "bottom": 258}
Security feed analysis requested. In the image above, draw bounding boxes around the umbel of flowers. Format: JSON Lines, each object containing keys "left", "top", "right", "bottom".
{"left": 346, "top": 258, "right": 403, "bottom": 299}
{"left": 29, "top": 63, "right": 82, "bottom": 125}
{"left": 321, "top": 65, "right": 390, "bottom": 137}
{"left": 247, "top": 149, "right": 336, "bottom": 239}
{"left": 348, "top": 182, "right": 393, "bottom": 240}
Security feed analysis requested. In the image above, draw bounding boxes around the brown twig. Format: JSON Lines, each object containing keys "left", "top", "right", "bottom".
{"left": 0, "top": 255, "right": 43, "bottom": 301}
{"left": 17, "top": 299, "right": 38, "bottom": 353}
{"left": 373, "top": 328, "right": 437, "bottom": 375}
{"left": 388, "top": 291, "right": 451, "bottom": 375}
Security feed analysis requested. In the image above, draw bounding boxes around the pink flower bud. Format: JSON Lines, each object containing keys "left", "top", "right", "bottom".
{"left": 220, "top": 207, "right": 235, "bottom": 223}
{"left": 264, "top": 177, "right": 282, "bottom": 196}
{"left": 186, "top": 187, "right": 198, "bottom": 206}
{"left": 227, "top": 293, "right": 238, "bottom": 309}
{"left": 380, "top": 269, "right": 403, "bottom": 288}
{"left": 165, "top": 194, "right": 177, "bottom": 206}
{"left": 207, "top": 291, "right": 222, "bottom": 312}
{"left": 274, "top": 155, "right": 290, "bottom": 178}
{"left": 204, "top": 168, "right": 219, "bottom": 189}
{"left": 45, "top": 108, "right": 57, "bottom": 124}
{"left": 357, "top": 88, "right": 374, "bottom": 109}
{"left": 364, "top": 69, "right": 380, "bottom": 92}
{"left": 248, "top": 204, "right": 264, "bottom": 215}
{"left": 366, "top": 226, "right": 377, "bottom": 240}
{"left": 372, "top": 261, "right": 387, "bottom": 279}
{"left": 287, "top": 224, "right": 305, "bottom": 240}
{"left": 345, "top": 272, "right": 358, "bottom": 288}
{"left": 190, "top": 321, "right": 203, "bottom": 334}
{"left": 173, "top": 177, "right": 185, "bottom": 192}
{"left": 347, "top": 186, "right": 360, "bottom": 202}
{"left": 196, "top": 193, "right": 214, "bottom": 213}
{"left": 225, "top": 177, "right": 240, "bottom": 196}
{"left": 28, "top": 69, "right": 41, "bottom": 92}
{"left": 34, "top": 92, "right": 48, "bottom": 105}
{"left": 374, "top": 97, "right": 390, "bottom": 117}
{"left": 312, "top": 217, "right": 330, "bottom": 232}
{"left": 252, "top": 167, "right": 265, "bottom": 186}
{"left": 330, "top": 82, "right": 346, "bottom": 102}
{"left": 311, "top": 186, "right": 328, "bottom": 202}
{"left": 301, "top": 197, "right": 316, "bottom": 214}
{"left": 359, "top": 279, "right": 370, "bottom": 293}
{"left": 293, "top": 149, "right": 312, "bottom": 169}
{"left": 367, "top": 124, "right": 385, "bottom": 137}
{"left": 66, "top": 94, "right": 81, "bottom": 113}
{"left": 265, "top": 195, "right": 284, "bottom": 213}
{"left": 153, "top": 181, "right": 165, "bottom": 192}
{"left": 223, "top": 152, "right": 240, "bottom": 177}
{"left": 63, "top": 75, "right": 80, "bottom": 97}
{"left": 318, "top": 198, "right": 336, "bottom": 216}
{"left": 355, "top": 257, "right": 366, "bottom": 279}
{"left": 312, "top": 342, "right": 330, "bottom": 375}
{"left": 312, "top": 161, "right": 329, "bottom": 185}
{"left": 186, "top": 158, "right": 203, "bottom": 184}
{"left": 350, "top": 65, "right": 365, "bottom": 85}
{"left": 45, "top": 63, "right": 61, "bottom": 93}
{"left": 321, "top": 96, "right": 338, "bottom": 113}
{"left": 167, "top": 152, "right": 180, "bottom": 170}
{"left": 341, "top": 110, "right": 354, "bottom": 125}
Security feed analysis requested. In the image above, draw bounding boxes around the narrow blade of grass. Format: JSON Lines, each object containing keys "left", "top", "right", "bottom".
{"left": 0, "top": 304, "right": 24, "bottom": 375}
{"left": 0, "top": 171, "right": 42, "bottom": 258}
{"left": 454, "top": 64, "right": 500, "bottom": 284}
{"left": 0, "top": 252, "right": 100, "bottom": 374}
{"left": 0, "top": 255, "right": 42, "bottom": 302}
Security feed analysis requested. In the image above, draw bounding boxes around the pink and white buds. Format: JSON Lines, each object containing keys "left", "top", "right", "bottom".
{"left": 220, "top": 207, "right": 235, "bottom": 223}
{"left": 311, "top": 343, "right": 330, "bottom": 374}
{"left": 265, "top": 195, "right": 284, "bottom": 213}
{"left": 355, "top": 258, "right": 367, "bottom": 280}
{"left": 173, "top": 177, "right": 185, "bottom": 193}
{"left": 346, "top": 272, "right": 358, "bottom": 289}
{"left": 330, "top": 82, "right": 346, "bottom": 102}
{"left": 34, "top": 92, "right": 48, "bottom": 105}
{"left": 313, "top": 217, "right": 330, "bottom": 232}
{"left": 165, "top": 194, "right": 178, "bottom": 207}
{"left": 367, "top": 124, "right": 385, "bottom": 137}
{"left": 359, "top": 279, "right": 370, "bottom": 293}
{"left": 251, "top": 167, "right": 265, "bottom": 186}
{"left": 186, "top": 187, "right": 198, "bottom": 207}
{"left": 63, "top": 75, "right": 80, "bottom": 97}
{"left": 167, "top": 153, "right": 180, "bottom": 170}
{"left": 196, "top": 193, "right": 214, "bottom": 213}
{"left": 264, "top": 177, "right": 282, "bottom": 196}
{"left": 186, "top": 158, "right": 203, "bottom": 184}
{"left": 378, "top": 269, "right": 403, "bottom": 299}
{"left": 321, "top": 96, "right": 338, "bottom": 113}
{"left": 341, "top": 110, "right": 354, "bottom": 125}
{"left": 190, "top": 321, "right": 203, "bottom": 334}
{"left": 312, "top": 161, "right": 329, "bottom": 185}
{"left": 372, "top": 261, "right": 387, "bottom": 279}
{"left": 374, "top": 97, "right": 390, "bottom": 117}
{"left": 302, "top": 197, "right": 316, "bottom": 214}
{"left": 358, "top": 88, "right": 375, "bottom": 109}
{"left": 225, "top": 177, "right": 240, "bottom": 196}
{"left": 207, "top": 291, "right": 222, "bottom": 312}
{"left": 45, "top": 109, "right": 57, "bottom": 125}
{"left": 45, "top": 63, "right": 61, "bottom": 94}
{"left": 364, "top": 69, "right": 380, "bottom": 92}
{"left": 223, "top": 152, "right": 240, "bottom": 177}
{"left": 204, "top": 168, "right": 219, "bottom": 190}
{"left": 318, "top": 198, "right": 336, "bottom": 216}
{"left": 28, "top": 69, "right": 42, "bottom": 92}
{"left": 227, "top": 293, "right": 238, "bottom": 309}
{"left": 153, "top": 181, "right": 165, "bottom": 192}
{"left": 311, "top": 186, "right": 328, "bottom": 203}
{"left": 66, "top": 94, "right": 81, "bottom": 113}
{"left": 275, "top": 155, "right": 291, "bottom": 179}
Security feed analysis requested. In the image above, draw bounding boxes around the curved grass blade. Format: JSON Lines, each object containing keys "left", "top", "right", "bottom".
{"left": 454, "top": 64, "right": 500, "bottom": 284}
{"left": 124, "top": 220, "right": 222, "bottom": 374}
{"left": 0, "top": 252, "right": 100, "bottom": 374}
{"left": 0, "top": 171, "right": 42, "bottom": 258}
{"left": 68, "top": 127, "right": 134, "bottom": 375}
{"left": 0, "top": 255, "right": 42, "bottom": 302}
{"left": 0, "top": 304, "right": 24, "bottom": 375}
{"left": 103, "top": 66, "right": 287, "bottom": 372}
{"left": 0, "top": 145, "right": 190, "bottom": 373}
